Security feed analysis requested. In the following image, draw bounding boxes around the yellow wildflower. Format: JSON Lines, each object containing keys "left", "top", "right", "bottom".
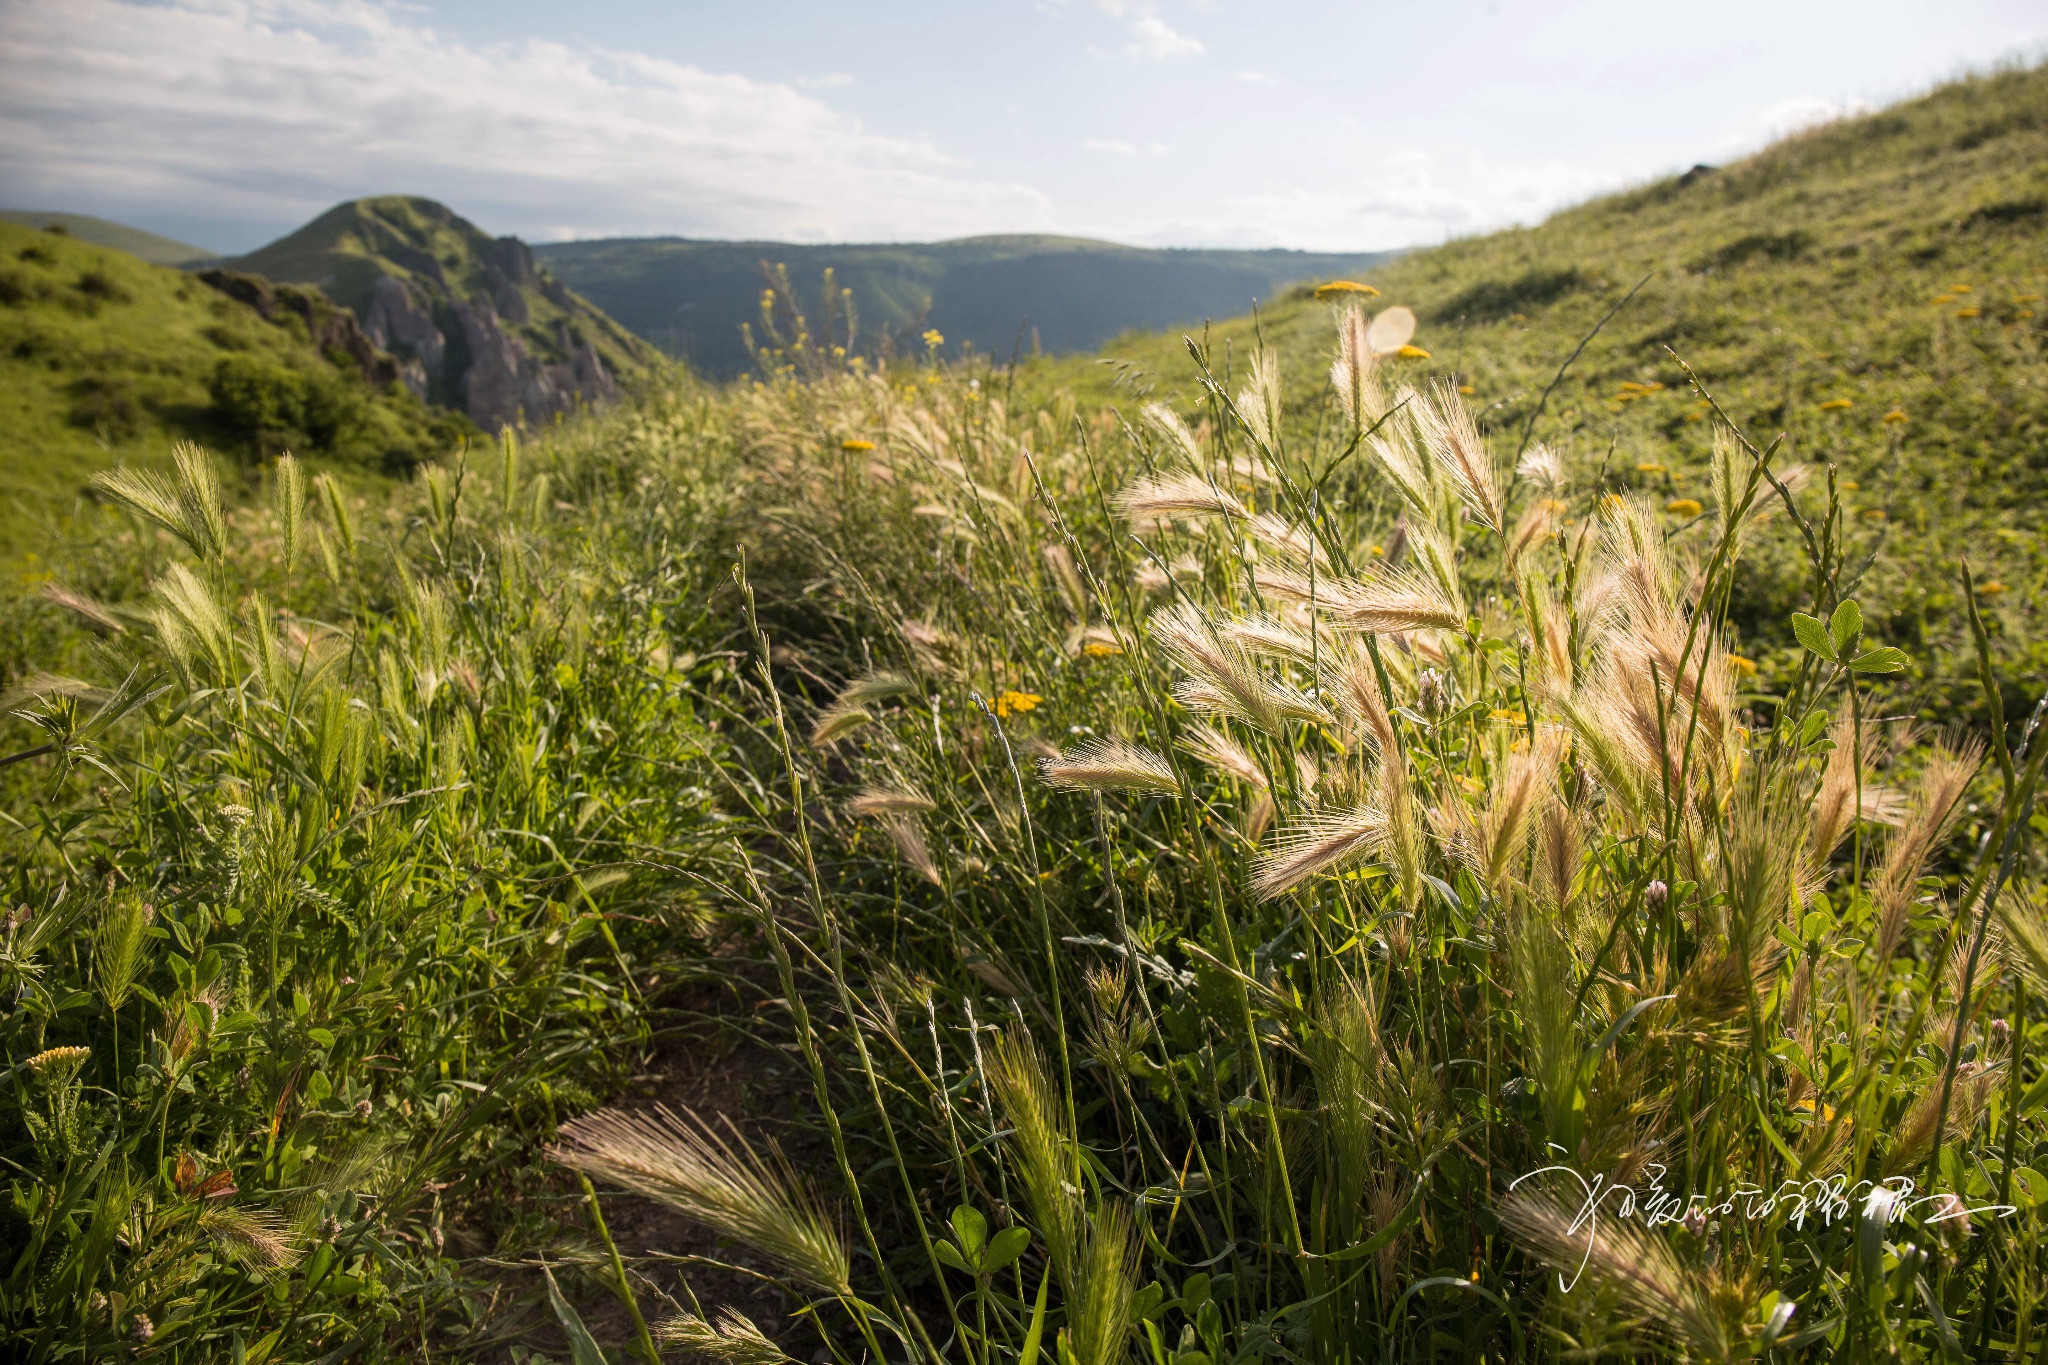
{"left": 922, "top": 329, "right": 945, "bottom": 349}
{"left": 1457, "top": 385, "right": 1476, "bottom": 395}
{"left": 1860, "top": 508, "right": 1887, "bottom": 521}
{"left": 1728, "top": 654, "right": 1758, "bottom": 677}
{"left": 1957, "top": 307, "right": 1982, "bottom": 318}
{"left": 1666, "top": 498, "right": 1704, "bottom": 517}
{"left": 1840, "top": 480, "right": 1860, "bottom": 491}
{"left": 1950, "top": 283, "right": 1973, "bottom": 293}
{"left": 840, "top": 438, "right": 876, "bottom": 452}
{"left": 1882, "top": 409, "right": 1908, "bottom": 424}
{"left": 1790, "top": 1097, "right": 1838, "bottom": 1123}
{"left": 994, "top": 690, "right": 1042, "bottom": 718}
{"left": 2013, "top": 293, "right": 2044, "bottom": 305}
{"left": 2019, "top": 310, "right": 2038, "bottom": 320}
{"left": 1081, "top": 641, "right": 1122, "bottom": 658}
{"left": 1397, "top": 344, "right": 1431, "bottom": 359}
{"left": 1488, "top": 707, "right": 1523, "bottom": 723}
{"left": 1314, "top": 280, "right": 1380, "bottom": 299}
{"left": 1977, "top": 581, "right": 2008, "bottom": 597}
{"left": 1819, "top": 398, "right": 1853, "bottom": 411}
{"left": 1930, "top": 294, "right": 1956, "bottom": 305}
{"left": 1636, "top": 462, "right": 1668, "bottom": 474}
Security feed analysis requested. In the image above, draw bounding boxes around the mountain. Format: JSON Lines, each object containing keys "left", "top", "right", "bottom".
{"left": 1044, "top": 63, "right": 2048, "bottom": 687}
{"left": 0, "top": 218, "right": 474, "bottom": 557}
{"left": 231, "top": 197, "right": 662, "bottom": 431}
{"left": 531, "top": 234, "right": 1397, "bottom": 378}
{"left": 0, "top": 210, "right": 217, "bottom": 266}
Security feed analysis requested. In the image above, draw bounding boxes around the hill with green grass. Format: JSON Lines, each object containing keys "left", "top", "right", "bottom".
{"left": 532, "top": 232, "right": 1395, "bottom": 377}
{"left": 0, "top": 220, "right": 475, "bottom": 559}
{"left": 0, "top": 210, "right": 217, "bottom": 266}
{"left": 232, "top": 196, "right": 663, "bottom": 429}
{"left": 1040, "top": 61, "right": 2048, "bottom": 694}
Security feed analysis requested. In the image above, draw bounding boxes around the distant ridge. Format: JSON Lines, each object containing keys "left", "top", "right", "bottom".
{"left": 532, "top": 233, "right": 1398, "bottom": 377}
{"left": 0, "top": 210, "right": 216, "bottom": 266}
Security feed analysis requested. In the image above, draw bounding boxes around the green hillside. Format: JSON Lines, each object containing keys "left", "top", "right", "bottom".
{"left": 233, "top": 197, "right": 662, "bottom": 429}
{"left": 0, "top": 220, "right": 472, "bottom": 559}
{"left": 533, "top": 232, "right": 1396, "bottom": 377}
{"left": 0, "top": 210, "right": 217, "bottom": 266}
{"left": 1044, "top": 62, "right": 2048, "bottom": 683}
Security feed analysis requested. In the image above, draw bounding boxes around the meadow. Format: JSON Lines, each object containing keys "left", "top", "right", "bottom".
{"left": 5, "top": 64, "right": 2048, "bottom": 1365}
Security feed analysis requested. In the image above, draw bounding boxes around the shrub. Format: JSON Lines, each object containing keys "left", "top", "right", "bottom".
{"left": 207, "top": 354, "right": 366, "bottom": 457}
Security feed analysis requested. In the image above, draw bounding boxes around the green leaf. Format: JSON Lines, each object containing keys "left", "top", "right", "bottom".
{"left": 1791, "top": 612, "right": 1837, "bottom": 662}
{"left": 983, "top": 1225, "right": 1032, "bottom": 1275}
{"left": 1018, "top": 1265, "right": 1052, "bottom": 1365}
{"left": 951, "top": 1205, "right": 987, "bottom": 1259}
{"left": 1828, "top": 599, "right": 1864, "bottom": 653}
{"left": 305, "top": 1027, "right": 335, "bottom": 1049}
{"left": 1848, "top": 647, "right": 1909, "bottom": 674}
{"left": 934, "top": 1239, "right": 974, "bottom": 1275}
{"left": 542, "top": 1264, "right": 610, "bottom": 1365}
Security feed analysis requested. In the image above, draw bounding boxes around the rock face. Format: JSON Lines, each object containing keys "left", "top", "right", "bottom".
{"left": 226, "top": 197, "right": 657, "bottom": 433}
{"left": 451, "top": 297, "right": 615, "bottom": 432}
{"left": 363, "top": 276, "right": 442, "bottom": 399}
{"left": 354, "top": 237, "right": 618, "bottom": 431}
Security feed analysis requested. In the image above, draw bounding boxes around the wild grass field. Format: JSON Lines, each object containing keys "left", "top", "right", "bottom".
{"left": 4, "top": 64, "right": 2048, "bottom": 1365}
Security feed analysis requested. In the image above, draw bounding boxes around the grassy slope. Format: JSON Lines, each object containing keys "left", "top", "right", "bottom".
{"left": 234, "top": 196, "right": 658, "bottom": 381}
{"left": 1029, "top": 61, "right": 2048, "bottom": 696}
{"left": 0, "top": 222, "right": 456, "bottom": 562}
{"left": 0, "top": 210, "right": 218, "bottom": 266}
{"left": 533, "top": 232, "right": 1395, "bottom": 376}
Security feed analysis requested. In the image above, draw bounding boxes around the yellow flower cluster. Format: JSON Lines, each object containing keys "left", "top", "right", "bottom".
{"left": 1818, "top": 398, "right": 1853, "bottom": 411}
{"left": 1665, "top": 498, "right": 1704, "bottom": 517}
{"left": 840, "top": 438, "right": 876, "bottom": 452}
{"left": 1396, "top": 344, "right": 1430, "bottom": 359}
{"left": 993, "top": 690, "right": 1042, "bottom": 718}
{"left": 1314, "top": 280, "right": 1380, "bottom": 299}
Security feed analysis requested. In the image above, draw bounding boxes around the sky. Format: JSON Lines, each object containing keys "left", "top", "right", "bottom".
{"left": 1, "top": 0, "right": 2042, "bottom": 255}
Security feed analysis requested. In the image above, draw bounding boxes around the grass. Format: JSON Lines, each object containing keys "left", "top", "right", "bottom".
{"left": 0, "top": 220, "right": 469, "bottom": 562}
{"left": 4, "top": 62, "right": 2048, "bottom": 1365}
{"left": 0, "top": 213, "right": 217, "bottom": 267}
{"left": 1028, "top": 61, "right": 2048, "bottom": 726}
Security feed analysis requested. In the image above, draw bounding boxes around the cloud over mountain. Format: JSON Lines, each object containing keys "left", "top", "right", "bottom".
{"left": 0, "top": 0, "right": 1052, "bottom": 250}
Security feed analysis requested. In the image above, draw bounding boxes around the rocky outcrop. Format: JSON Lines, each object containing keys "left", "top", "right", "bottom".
{"left": 347, "top": 234, "right": 613, "bottom": 430}
{"left": 197, "top": 268, "right": 400, "bottom": 389}
{"left": 454, "top": 299, "right": 614, "bottom": 432}
{"left": 362, "top": 276, "right": 443, "bottom": 400}
{"left": 227, "top": 196, "right": 650, "bottom": 432}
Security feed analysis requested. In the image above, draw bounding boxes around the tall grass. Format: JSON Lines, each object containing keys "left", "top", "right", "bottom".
{"left": 5, "top": 277, "right": 2045, "bottom": 1361}
{"left": 571, "top": 286, "right": 2048, "bottom": 1361}
{"left": 1, "top": 410, "right": 746, "bottom": 1358}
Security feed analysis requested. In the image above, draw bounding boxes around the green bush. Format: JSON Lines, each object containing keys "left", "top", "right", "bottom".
{"left": 207, "top": 354, "right": 366, "bottom": 459}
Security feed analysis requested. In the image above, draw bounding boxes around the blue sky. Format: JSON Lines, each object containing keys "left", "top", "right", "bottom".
{"left": 1, "top": 0, "right": 2042, "bottom": 253}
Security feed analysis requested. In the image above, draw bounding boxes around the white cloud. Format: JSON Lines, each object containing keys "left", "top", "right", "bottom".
{"left": 1744, "top": 93, "right": 1878, "bottom": 143}
{"left": 797, "top": 72, "right": 855, "bottom": 89}
{"left": 1105, "top": 150, "right": 1620, "bottom": 252}
{"left": 0, "top": 0, "right": 1051, "bottom": 245}
{"left": 1235, "top": 70, "right": 1276, "bottom": 85}
{"left": 1092, "top": 1, "right": 1203, "bottom": 60}
{"left": 1085, "top": 139, "right": 1140, "bottom": 155}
